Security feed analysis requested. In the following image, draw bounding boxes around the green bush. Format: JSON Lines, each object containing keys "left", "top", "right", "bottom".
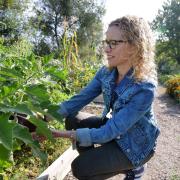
{"left": 165, "top": 74, "right": 180, "bottom": 103}
{"left": 158, "top": 74, "right": 174, "bottom": 84}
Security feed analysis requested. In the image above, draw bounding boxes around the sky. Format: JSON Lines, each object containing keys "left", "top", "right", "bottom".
{"left": 103, "top": 0, "right": 166, "bottom": 31}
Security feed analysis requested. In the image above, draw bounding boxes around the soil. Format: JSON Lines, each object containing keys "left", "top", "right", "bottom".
{"left": 64, "top": 86, "right": 180, "bottom": 180}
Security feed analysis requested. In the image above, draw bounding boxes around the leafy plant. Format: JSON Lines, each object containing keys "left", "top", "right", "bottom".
{"left": 0, "top": 25, "right": 101, "bottom": 177}
{"left": 0, "top": 38, "right": 68, "bottom": 173}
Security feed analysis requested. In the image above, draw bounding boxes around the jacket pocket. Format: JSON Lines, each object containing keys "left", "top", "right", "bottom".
{"left": 131, "top": 125, "right": 147, "bottom": 146}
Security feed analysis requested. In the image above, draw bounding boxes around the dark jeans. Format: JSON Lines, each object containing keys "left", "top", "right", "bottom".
{"left": 65, "top": 112, "right": 154, "bottom": 180}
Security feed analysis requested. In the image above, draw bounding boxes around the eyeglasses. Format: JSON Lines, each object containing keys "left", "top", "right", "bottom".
{"left": 102, "top": 40, "right": 128, "bottom": 49}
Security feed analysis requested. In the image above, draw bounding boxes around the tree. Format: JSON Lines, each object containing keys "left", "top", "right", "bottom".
{"left": 0, "top": 0, "right": 30, "bottom": 45}
{"left": 30, "top": 0, "right": 105, "bottom": 56}
{"left": 152, "top": 0, "right": 180, "bottom": 66}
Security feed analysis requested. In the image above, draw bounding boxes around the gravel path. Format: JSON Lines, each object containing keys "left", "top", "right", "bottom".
{"left": 64, "top": 86, "right": 180, "bottom": 180}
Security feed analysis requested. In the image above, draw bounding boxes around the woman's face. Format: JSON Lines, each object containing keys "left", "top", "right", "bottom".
{"left": 104, "top": 26, "right": 134, "bottom": 68}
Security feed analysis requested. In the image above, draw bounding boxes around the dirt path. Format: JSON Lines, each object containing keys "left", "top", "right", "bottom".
{"left": 65, "top": 86, "right": 180, "bottom": 180}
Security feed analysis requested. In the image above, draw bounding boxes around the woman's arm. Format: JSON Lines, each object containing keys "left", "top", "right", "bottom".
{"left": 57, "top": 67, "right": 104, "bottom": 118}
{"left": 75, "top": 84, "right": 155, "bottom": 146}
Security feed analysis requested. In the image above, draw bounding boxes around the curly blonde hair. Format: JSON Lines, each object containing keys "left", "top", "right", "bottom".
{"left": 108, "top": 15, "right": 157, "bottom": 86}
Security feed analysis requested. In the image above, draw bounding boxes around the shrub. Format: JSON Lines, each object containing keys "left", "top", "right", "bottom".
{"left": 158, "top": 74, "right": 173, "bottom": 84}
{"left": 165, "top": 74, "right": 180, "bottom": 103}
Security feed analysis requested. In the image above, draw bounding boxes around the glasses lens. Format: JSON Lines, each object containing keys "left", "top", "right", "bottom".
{"left": 110, "top": 41, "right": 116, "bottom": 49}
{"left": 102, "top": 40, "right": 123, "bottom": 49}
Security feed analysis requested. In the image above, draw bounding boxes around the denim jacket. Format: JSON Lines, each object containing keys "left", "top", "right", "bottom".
{"left": 58, "top": 66, "right": 160, "bottom": 167}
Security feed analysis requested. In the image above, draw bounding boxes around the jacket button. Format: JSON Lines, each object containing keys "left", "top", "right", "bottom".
{"left": 126, "top": 149, "right": 131, "bottom": 153}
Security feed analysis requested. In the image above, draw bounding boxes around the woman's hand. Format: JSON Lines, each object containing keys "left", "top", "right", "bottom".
{"left": 31, "top": 132, "right": 47, "bottom": 142}
{"left": 31, "top": 129, "right": 77, "bottom": 142}
{"left": 50, "top": 129, "right": 77, "bottom": 141}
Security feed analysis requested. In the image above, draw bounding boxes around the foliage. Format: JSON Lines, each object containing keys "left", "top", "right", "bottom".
{"left": 4, "top": 121, "right": 71, "bottom": 179}
{"left": 165, "top": 74, "right": 180, "bottom": 103}
{"left": 152, "top": 0, "right": 180, "bottom": 67}
{"left": 155, "top": 41, "right": 180, "bottom": 75}
{"left": 0, "top": 28, "right": 100, "bottom": 175}
{"left": 58, "top": 31, "right": 98, "bottom": 93}
{"left": 30, "top": 0, "right": 105, "bottom": 56}
{"left": 0, "top": 0, "right": 30, "bottom": 45}
{"left": 0, "top": 37, "right": 70, "bottom": 173}
{"left": 158, "top": 74, "right": 174, "bottom": 84}
{"left": 0, "top": 1, "right": 103, "bottom": 176}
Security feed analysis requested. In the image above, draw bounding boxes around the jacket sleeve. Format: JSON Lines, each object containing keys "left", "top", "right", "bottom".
{"left": 57, "top": 67, "right": 104, "bottom": 118}
{"left": 76, "top": 84, "right": 155, "bottom": 146}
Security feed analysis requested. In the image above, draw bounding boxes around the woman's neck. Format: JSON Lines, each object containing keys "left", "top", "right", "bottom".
{"left": 116, "top": 65, "right": 132, "bottom": 84}
{"left": 117, "top": 65, "right": 131, "bottom": 77}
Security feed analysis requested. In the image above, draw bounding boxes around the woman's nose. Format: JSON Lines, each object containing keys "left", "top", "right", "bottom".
{"left": 104, "top": 45, "right": 112, "bottom": 53}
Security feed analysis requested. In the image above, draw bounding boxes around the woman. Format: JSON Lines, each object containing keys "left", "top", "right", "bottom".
{"left": 35, "top": 15, "right": 160, "bottom": 180}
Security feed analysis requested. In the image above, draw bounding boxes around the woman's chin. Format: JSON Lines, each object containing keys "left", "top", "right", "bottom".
{"left": 107, "top": 62, "right": 116, "bottom": 68}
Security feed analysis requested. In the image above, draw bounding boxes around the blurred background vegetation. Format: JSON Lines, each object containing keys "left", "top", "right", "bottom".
{"left": 0, "top": 0, "right": 179, "bottom": 178}
{"left": 151, "top": 0, "right": 180, "bottom": 102}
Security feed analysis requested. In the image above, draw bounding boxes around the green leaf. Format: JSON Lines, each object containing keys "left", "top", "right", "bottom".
{"left": 0, "top": 114, "right": 15, "bottom": 150}
{"left": 2, "top": 86, "right": 12, "bottom": 96}
{"left": 0, "top": 104, "right": 33, "bottom": 116}
{"left": 46, "top": 104, "right": 63, "bottom": 122}
{"left": 13, "top": 123, "right": 47, "bottom": 162}
{"left": 0, "top": 82, "right": 18, "bottom": 99}
{"left": 25, "top": 84, "right": 49, "bottom": 102}
{"left": 15, "top": 104, "right": 33, "bottom": 115}
{"left": 0, "top": 67, "right": 22, "bottom": 78}
{"left": 12, "top": 139, "right": 22, "bottom": 151}
{"left": 31, "top": 145, "right": 47, "bottom": 163}
{"left": 42, "top": 53, "right": 54, "bottom": 64}
{"left": 0, "top": 159, "right": 12, "bottom": 172}
{"left": 13, "top": 123, "right": 35, "bottom": 145}
{"left": 28, "top": 117, "right": 54, "bottom": 142}
{"left": 0, "top": 104, "right": 15, "bottom": 113}
{"left": 46, "top": 68, "right": 68, "bottom": 80}
{"left": 0, "top": 144, "right": 12, "bottom": 161}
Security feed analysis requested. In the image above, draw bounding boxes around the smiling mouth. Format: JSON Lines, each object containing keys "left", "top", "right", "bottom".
{"left": 107, "top": 56, "right": 114, "bottom": 60}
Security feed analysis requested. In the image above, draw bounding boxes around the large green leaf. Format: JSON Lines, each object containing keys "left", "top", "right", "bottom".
{"left": 0, "top": 114, "right": 15, "bottom": 150}
{"left": 25, "top": 84, "right": 49, "bottom": 102}
{"left": 15, "top": 104, "right": 33, "bottom": 115}
{"left": 0, "top": 104, "right": 33, "bottom": 116}
{"left": 29, "top": 100, "right": 63, "bottom": 122}
{"left": 13, "top": 124, "right": 47, "bottom": 162}
{"left": 13, "top": 123, "right": 35, "bottom": 145}
{"left": 40, "top": 102, "right": 63, "bottom": 122}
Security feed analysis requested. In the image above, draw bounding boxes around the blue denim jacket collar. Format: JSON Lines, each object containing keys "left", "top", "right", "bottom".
{"left": 115, "top": 68, "right": 135, "bottom": 96}
{"left": 105, "top": 67, "right": 134, "bottom": 96}
{"left": 103, "top": 67, "right": 134, "bottom": 111}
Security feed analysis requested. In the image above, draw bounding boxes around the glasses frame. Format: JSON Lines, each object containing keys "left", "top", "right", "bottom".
{"left": 102, "top": 40, "right": 128, "bottom": 49}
